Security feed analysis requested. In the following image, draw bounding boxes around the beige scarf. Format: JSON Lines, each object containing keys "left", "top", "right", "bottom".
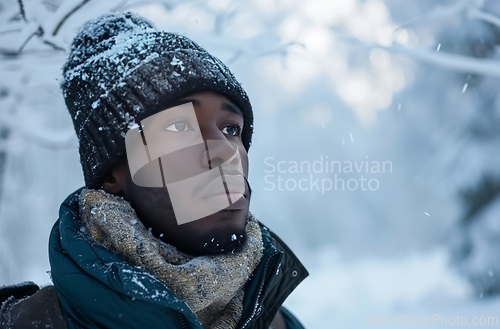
{"left": 78, "top": 189, "right": 263, "bottom": 329}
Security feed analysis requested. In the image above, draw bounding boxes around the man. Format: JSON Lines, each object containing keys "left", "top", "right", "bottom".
{"left": 0, "top": 12, "right": 307, "bottom": 329}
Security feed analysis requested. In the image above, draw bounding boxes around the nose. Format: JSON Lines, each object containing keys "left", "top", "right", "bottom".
{"left": 201, "top": 139, "right": 241, "bottom": 170}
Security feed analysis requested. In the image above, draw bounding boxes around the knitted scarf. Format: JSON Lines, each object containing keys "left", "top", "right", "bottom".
{"left": 78, "top": 189, "right": 263, "bottom": 329}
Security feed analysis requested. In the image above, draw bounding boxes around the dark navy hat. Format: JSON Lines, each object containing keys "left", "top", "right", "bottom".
{"left": 61, "top": 12, "right": 253, "bottom": 189}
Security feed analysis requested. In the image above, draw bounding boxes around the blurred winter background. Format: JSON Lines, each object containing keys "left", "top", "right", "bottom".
{"left": 1, "top": 0, "right": 500, "bottom": 327}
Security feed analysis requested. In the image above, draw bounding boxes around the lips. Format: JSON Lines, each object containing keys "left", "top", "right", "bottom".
{"left": 195, "top": 172, "right": 248, "bottom": 210}
{"left": 200, "top": 173, "right": 246, "bottom": 197}
{"left": 223, "top": 192, "right": 247, "bottom": 210}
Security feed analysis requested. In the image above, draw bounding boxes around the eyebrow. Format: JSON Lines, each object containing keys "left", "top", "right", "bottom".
{"left": 221, "top": 102, "right": 242, "bottom": 116}
{"left": 166, "top": 98, "right": 200, "bottom": 108}
{"left": 166, "top": 98, "right": 243, "bottom": 116}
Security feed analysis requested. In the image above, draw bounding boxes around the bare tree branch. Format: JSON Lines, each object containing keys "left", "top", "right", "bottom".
{"left": 0, "top": 29, "right": 22, "bottom": 35}
{"left": 52, "top": 0, "right": 91, "bottom": 36}
{"left": 0, "top": 25, "right": 42, "bottom": 55}
{"left": 17, "top": 0, "right": 28, "bottom": 23}
{"left": 226, "top": 49, "right": 243, "bottom": 65}
{"left": 1, "top": 0, "right": 94, "bottom": 55}
{"left": 42, "top": 39, "right": 67, "bottom": 52}
{"left": 110, "top": 0, "right": 129, "bottom": 12}
{"left": 256, "top": 41, "right": 306, "bottom": 58}
{"left": 18, "top": 27, "right": 43, "bottom": 54}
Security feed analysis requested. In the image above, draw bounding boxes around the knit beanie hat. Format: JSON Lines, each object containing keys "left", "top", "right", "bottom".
{"left": 61, "top": 12, "right": 253, "bottom": 189}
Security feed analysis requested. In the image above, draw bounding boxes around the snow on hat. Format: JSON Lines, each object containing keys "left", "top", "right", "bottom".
{"left": 61, "top": 12, "right": 253, "bottom": 189}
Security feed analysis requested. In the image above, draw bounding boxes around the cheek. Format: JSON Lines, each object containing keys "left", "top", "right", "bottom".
{"left": 124, "top": 184, "right": 172, "bottom": 221}
{"left": 240, "top": 150, "right": 249, "bottom": 177}
{"left": 228, "top": 140, "right": 249, "bottom": 176}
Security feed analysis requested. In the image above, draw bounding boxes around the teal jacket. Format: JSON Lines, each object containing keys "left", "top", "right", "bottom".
{"left": 1, "top": 189, "right": 308, "bottom": 329}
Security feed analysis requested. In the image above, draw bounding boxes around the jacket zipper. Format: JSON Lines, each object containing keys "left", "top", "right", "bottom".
{"left": 176, "top": 312, "right": 190, "bottom": 329}
{"left": 239, "top": 250, "right": 280, "bottom": 329}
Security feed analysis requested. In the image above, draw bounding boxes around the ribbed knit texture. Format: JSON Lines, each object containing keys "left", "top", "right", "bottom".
{"left": 61, "top": 12, "right": 253, "bottom": 189}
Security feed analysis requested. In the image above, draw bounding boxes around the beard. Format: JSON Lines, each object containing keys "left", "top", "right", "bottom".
{"left": 199, "top": 222, "right": 248, "bottom": 255}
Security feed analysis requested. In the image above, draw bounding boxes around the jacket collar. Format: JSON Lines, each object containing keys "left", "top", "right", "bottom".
{"left": 50, "top": 188, "right": 307, "bottom": 329}
{"left": 238, "top": 224, "right": 308, "bottom": 329}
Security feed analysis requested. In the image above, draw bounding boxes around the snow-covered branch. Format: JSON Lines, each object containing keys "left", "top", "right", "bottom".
{"left": 344, "top": 37, "right": 500, "bottom": 77}
{"left": 395, "top": 0, "right": 500, "bottom": 32}
{"left": 395, "top": 0, "right": 473, "bottom": 31}
{"left": 0, "top": 0, "right": 94, "bottom": 55}
{"left": 468, "top": 8, "right": 500, "bottom": 28}
{"left": 388, "top": 43, "right": 500, "bottom": 77}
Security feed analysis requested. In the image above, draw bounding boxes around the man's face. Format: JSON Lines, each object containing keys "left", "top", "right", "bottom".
{"left": 113, "top": 91, "right": 250, "bottom": 256}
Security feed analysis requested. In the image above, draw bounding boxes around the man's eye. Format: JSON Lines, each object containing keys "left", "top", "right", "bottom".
{"left": 165, "top": 122, "right": 189, "bottom": 132}
{"left": 222, "top": 125, "right": 241, "bottom": 136}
